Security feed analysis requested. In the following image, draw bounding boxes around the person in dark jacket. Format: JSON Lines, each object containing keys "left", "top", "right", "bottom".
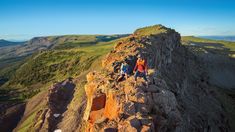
{"left": 117, "top": 61, "right": 129, "bottom": 82}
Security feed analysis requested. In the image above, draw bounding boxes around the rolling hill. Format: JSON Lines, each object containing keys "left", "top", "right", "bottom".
{"left": 0, "top": 35, "right": 126, "bottom": 102}
{"left": 0, "top": 39, "right": 25, "bottom": 47}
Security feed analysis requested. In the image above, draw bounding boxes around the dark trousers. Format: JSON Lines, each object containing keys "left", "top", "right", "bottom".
{"left": 134, "top": 70, "right": 147, "bottom": 82}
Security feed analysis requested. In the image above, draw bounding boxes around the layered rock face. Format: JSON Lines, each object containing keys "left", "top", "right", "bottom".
{"left": 82, "top": 25, "right": 230, "bottom": 132}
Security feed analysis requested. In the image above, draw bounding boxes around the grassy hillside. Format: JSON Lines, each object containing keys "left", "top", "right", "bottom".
{"left": 0, "top": 39, "right": 24, "bottom": 47}
{"left": 0, "top": 35, "right": 126, "bottom": 72}
{"left": 0, "top": 35, "right": 121, "bottom": 102}
{"left": 181, "top": 36, "right": 235, "bottom": 87}
{"left": 182, "top": 36, "right": 235, "bottom": 51}
{"left": 0, "top": 34, "right": 126, "bottom": 81}
{"left": 53, "top": 35, "right": 127, "bottom": 49}
{"left": 134, "top": 24, "right": 170, "bottom": 36}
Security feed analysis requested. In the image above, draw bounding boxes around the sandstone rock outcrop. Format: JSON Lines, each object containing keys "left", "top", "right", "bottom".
{"left": 82, "top": 25, "right": 230, "bottom": 132}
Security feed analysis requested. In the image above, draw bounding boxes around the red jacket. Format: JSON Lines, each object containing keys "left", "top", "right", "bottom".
{"left": 134, "top": 58, "right": 147, "bottom": 73}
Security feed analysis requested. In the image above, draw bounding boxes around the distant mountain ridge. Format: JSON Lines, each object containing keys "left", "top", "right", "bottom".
{"left": 0, "top": 35, "right": 128, "bottom": 64}
{"left": 199, "top": 36, "right": 235, "bottom": 42}
{"left": 0, "top": 39, "right": 25, "bottom": 47}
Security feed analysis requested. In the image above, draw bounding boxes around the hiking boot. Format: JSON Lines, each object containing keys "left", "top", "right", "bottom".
{"left": 145, "top": 81, "right": 149, "bottom": 88}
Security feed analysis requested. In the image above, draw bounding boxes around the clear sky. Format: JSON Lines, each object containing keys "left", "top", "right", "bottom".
{"left": 0, "top": 0, "right": 235, "bottom": 40}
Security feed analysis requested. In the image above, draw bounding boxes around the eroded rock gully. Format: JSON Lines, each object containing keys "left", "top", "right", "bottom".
{"left": 21, "top": 78, "right": 76, "bottom": 132}
{"left": 82, "top": 25, "right": 230, "bottom": 132}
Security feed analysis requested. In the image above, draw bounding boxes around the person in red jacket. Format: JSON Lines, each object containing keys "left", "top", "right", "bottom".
{"left": 133, "top": 54, "right": 148, "bottom": 86}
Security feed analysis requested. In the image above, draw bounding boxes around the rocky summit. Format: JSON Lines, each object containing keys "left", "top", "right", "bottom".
{"left": 10, "top": 25, "right": 231, "bottom": 132}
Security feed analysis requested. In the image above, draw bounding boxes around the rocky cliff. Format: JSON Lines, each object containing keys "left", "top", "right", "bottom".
{"left": 13, "top": 25, "right": 231, "bottom": 132}
{"left": 81, "top": 25, "right": 230, "bottom": 132}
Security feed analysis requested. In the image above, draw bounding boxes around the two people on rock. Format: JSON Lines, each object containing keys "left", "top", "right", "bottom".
{"left": 117, "top": 54, "right": 148, "bottom": 86}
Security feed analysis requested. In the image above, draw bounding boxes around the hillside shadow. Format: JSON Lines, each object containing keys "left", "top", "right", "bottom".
{"left": 0, "top": 103, "right": 26, "bottom": 132}
{"left": 188, "top": 42, "right": 235, "bottom": 59}
{"left": 48, "top": 79, "right": 76, "bottom": 131}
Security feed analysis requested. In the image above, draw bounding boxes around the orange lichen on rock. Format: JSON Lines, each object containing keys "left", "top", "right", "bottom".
{"left": 85, "top": 94, "right": 107, "bottom": 132}
{"left": 89, "top": 109, "right": 104, "bottom": 123}
{"left": 86, "top": 122, "right": 94, "bottom": 132}
{"left": 104, "top": 91, "right": 120, "bottom": 120}
{"left": 83, "top": 73, "right": 99, "bottom": 121}
{"left": 86, "top": 71, "right": 97, "bottom": 82}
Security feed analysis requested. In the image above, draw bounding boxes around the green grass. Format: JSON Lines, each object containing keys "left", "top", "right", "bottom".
{"left": 0, "top": 56, "right": 29, "bottom": 87}
{"left": 0, "top": 35, "right": 126, "bottom": 82}
{"left": 54, "top": 35, "right": 126, "bottom": 49}
{"left": 182, "top": 36, "right": 235, "bottom": 51}
{"left": 0, "top": 38, "right": 117, "bottom": 102}
{"left": 17, "top": 111, "right": 37, "bottom": 132}
{"left": 182, "top": 36, "right": 235, "bottom": 58}
{"left": 134, "top": 24, "right": 171, "bottom": 36}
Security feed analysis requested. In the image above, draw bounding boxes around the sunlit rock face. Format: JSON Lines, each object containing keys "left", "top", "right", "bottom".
{"left": 14, "top": 25, "right": 230, "bottom": 132}
{"left": 83, "top": 25, "right": 230, "bottom": 132}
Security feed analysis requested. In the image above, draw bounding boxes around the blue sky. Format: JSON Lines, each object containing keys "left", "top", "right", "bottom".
{"left": 0, "top": 0, "right": 235, "bottom": 40}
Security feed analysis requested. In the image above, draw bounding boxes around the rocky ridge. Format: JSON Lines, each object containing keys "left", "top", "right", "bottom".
{"left": 13, "top": 25, "right": 231, "bottom": 132}
{"left": 82, "top": 25, "right": 230, "bottom": 132}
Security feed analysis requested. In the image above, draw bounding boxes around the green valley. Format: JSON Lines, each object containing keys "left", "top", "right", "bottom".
{"left": 0, "top": 35, "right": 125, "bottom": 102}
